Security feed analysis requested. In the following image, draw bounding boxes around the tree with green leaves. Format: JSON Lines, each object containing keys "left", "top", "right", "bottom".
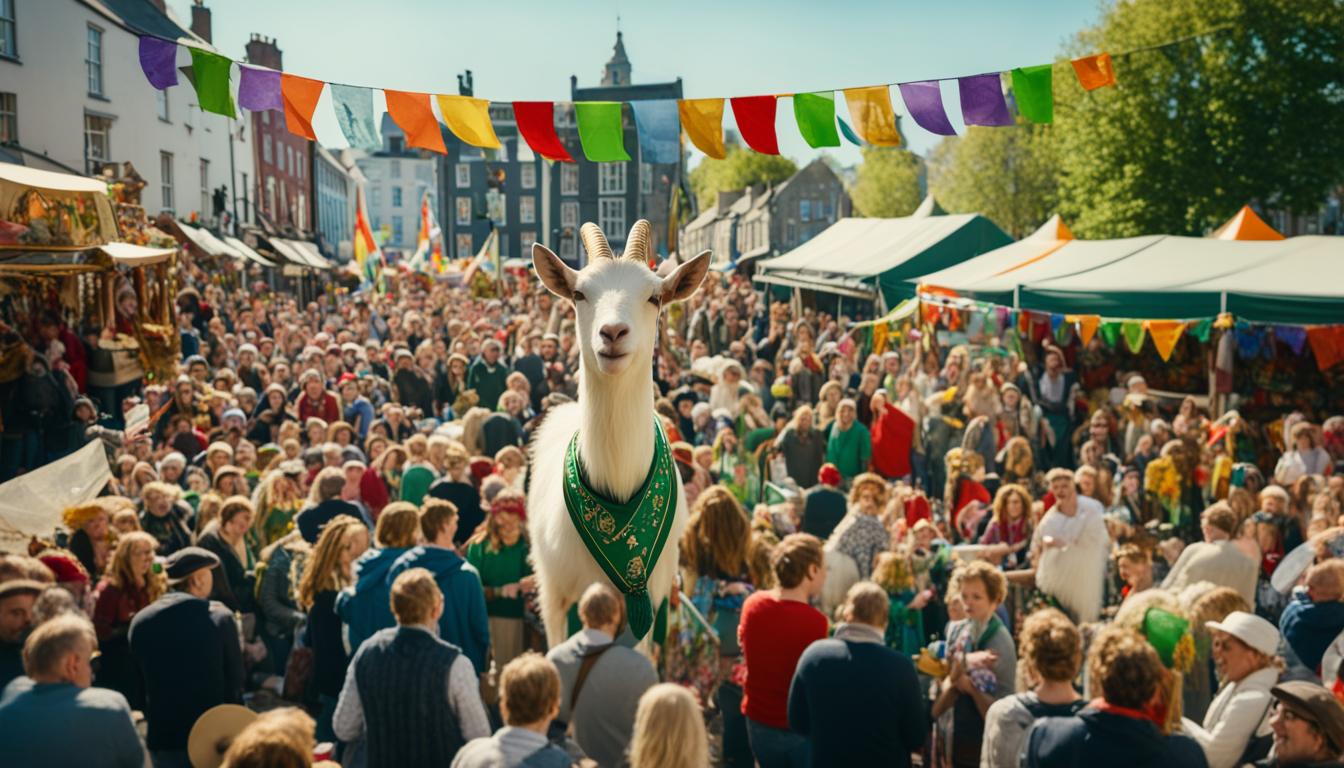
{"left": 688, "top": 146, "right": 797, "bottom": 210}
{"left": 1053, "top": 0, "right": 1344, "bottom": 237}
{"left": 927, "top": 125, "right": 1059, "bottom": 238}
{"left": 850, "top": 147, "right": 923, "bottom": 218}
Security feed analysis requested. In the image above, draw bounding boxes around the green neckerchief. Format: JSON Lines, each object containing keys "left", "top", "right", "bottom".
{"left": 563, "top": 417, "right": 676, "bottom": 640}
{"left": 974, "top": 615, "right": 1004, "bottom": 650}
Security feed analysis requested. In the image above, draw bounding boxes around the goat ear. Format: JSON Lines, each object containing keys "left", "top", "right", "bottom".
{"left": 660, "top": 249, "right": 712, "bottom": 305}
{"left": 532, "top": 242, "right": 577, "bottom": 301}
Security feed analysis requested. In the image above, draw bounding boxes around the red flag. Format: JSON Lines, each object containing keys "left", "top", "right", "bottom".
{"left": 513, "top": 102, "right": 574, "bottom": 162}
{"left": 730, "top": 95, "right": 780, "bottom": 155}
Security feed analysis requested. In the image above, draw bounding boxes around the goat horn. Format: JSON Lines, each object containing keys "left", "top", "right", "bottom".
{"left": 579, "top": 223, "right": 613, "bottom": 261}
{"left": 623, "top": 219, "right": 652, "bottom": 263}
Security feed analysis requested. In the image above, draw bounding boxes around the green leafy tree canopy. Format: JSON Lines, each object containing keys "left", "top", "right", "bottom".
{"left": 850, "top": 147, "right": 923, "bottom": 218}
{"left": 928, "top": 124, "right": 1059, "bottom": 238}
{"left": 688, "top": 146, "right": 797, "bottom": 210}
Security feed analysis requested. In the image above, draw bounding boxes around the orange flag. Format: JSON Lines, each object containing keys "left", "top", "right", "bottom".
{"left": 1145, "top": 320, "right": 1185, "bottom": 361}
{"left": 281, "top": 74, "right": 325, "bottom": 140}
{"left": 385, "top": 90, "right": 446, "bottom": 153}
{"left": 1308, "top": 326, "right": 1344, "bottom": 372}
{"left": 843, "top": 86, "right": 902, "bottom": 146}
{"left": 1069, "top": 315, "right": 1101, "bottom": 346}
{"left": 1072, "top": 53, "right": 1116, "bottom": 91}
{"left": 679, "top": 99, "right": 726, "bottom": 160}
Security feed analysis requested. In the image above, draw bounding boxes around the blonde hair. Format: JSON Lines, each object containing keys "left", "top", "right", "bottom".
{"left": 104, "top": 531, "right": 165, "bottom": 602}
{"left": 873, "top": 551, "right": 914, "bottom": 593}
{"left": 374, "top": 502, "right": 421, "bottom": 548}
{"left": 1019, "top": 608, "right": 1082, "bottom": 684}
{"left": 296, "top": 515, "right": 363, "bottom": 610}
{"left": 220, "top": 707, "right": 315, "bottom": 768}
{"left": 629, "top": 683, "right": 709, "bottom": 768}
{"left": 389, "top": 567, "right": 441, "bottom": 626}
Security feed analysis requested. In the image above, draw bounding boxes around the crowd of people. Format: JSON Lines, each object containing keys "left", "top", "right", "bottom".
{"left": 0, "top": 246, "right": 1343, "bottom": 768}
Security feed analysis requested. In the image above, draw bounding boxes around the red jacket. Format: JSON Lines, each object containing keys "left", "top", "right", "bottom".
{"left": 739, "top": 591, "right": 828, "bottom": 729}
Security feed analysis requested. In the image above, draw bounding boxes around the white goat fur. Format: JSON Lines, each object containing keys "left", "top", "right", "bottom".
{"left": 528, "top": 220, "right": 711, "bottom": 648}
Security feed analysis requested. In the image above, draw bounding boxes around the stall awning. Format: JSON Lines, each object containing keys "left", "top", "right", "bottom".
{"left": 222, "top": 235, "right": 275, "bottom": 267}
{"left": 100, "top": 241, "right": 176, "bottom": 266}
{"left": 176, "top": 223, "right": 242, "bottom": 260}
{"left": 0, "top": 161, "right": 119, "bottom": 246}
{"left": 754, "top": 269, "right": 878, "bottom": 300}
{"left": 269, "top": 238, "right": 330, "bottom": 270}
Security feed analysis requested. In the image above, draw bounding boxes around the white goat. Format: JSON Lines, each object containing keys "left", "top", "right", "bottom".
{"left": 527, "top": 219, "right": 710, "bottom": 648}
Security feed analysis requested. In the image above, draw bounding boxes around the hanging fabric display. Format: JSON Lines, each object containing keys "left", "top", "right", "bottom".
{"left": 384, "top": 90, "right": 446, "bottom": 153}
{"left": 187, "top": 48, "right": 236, "bottom": 118}
{"left": 238, "top": 66, "right": 282, "bottom": 112}
{"left": 1273, "top": 325, "right": 1308, "bottom": 356}
{"left": 837, "top": 117, "right": 863, "bottom": 146}
{"left": 843, "top": 86, "right": 902, "bottom": 146}
{"left": 1010, "top": 64, "right": 1053, "bottom": 123}
{"left": 513, "top": 102, "right": 574, "bottom": 162}
{"left": 281, "top": 74, "right": 325, "bottom": 140}
{"left": 958, "top": 73, "right": 1013, "bottom": 127}
{"left": 1189, "top": 318, "right": 1213, "bottom": 343}
{"left": 1070, "top": 315, "right": 1101, "bottom": 346}
{"left": 1099, "top": 321, "right": 1121, "bottom": 348}
{"left": 1072, "top": 53, "right": 1116, "bottom": 91}
{"left": 1146, "top": 320, "right": 1185, "bottom": 361}
{"left": 792, "top": 92, "right": 841, "bottom": 148}
{"left": 1307, "top": 327, "right": 1344, "bottom": 372}
{"left": 138, "top": 37, "right": 179, "bottom": 90}
{"left": 629, "top": 100, "right": 680, "bottom": 164}
{"left": 574, "top": 102, "right": 631, "bottom": 162}
{"left": 898, "top": 81, "right": 957, "bottom": 136}
{"left": 730, "top": 95, "right": 780, "bottom": 155}
{"left": 437, "top": 95, "right": 502, "bottom": 149}
{"left": 330, "top": 84, "right": 381, "bottom": 149}
{"left": 1233, "top": 323, "right": 1262, "bottom": 359}
{"left": 679, "top": 99, "right": 727, "bottom": 159}
{"left": 1121, "top": 321, "right": 1146, "bottom": 354}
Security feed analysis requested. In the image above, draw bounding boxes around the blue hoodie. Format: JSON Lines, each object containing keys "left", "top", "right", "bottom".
{"left": 388, "top": 546, "right": 490, "bottom": 674}
{"left": 1280, "top": 596, "right": 1344, "bottom": 673}
{"left": 336, "top": 546, "right": 410, "bottom": 655}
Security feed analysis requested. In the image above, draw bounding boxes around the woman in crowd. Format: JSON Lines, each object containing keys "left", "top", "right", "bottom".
{"left": 256, "top": 530, "right": 309, "bottom": 675}
{"left": 64, "top": 500, "right": 112, "bottom": 583}
{"left": 297, "top": 514, "right": 369, "bottom": 741}
{"left": 1276, "top": 422, "right": 1332, "bottom": 485}
{"left": 465, "top": 488, "right": 533, "bottom": 673}
{"left": 873, "top": 551, "right": 929, "bottom": 657}
{"left": 822, "top": 473, "right": 890, "bottom": 613}
{"left": 92, "top": 530, "right": 164, "bottom": 709}
{"left": 980, "top": 607, "right": 1084, "bottom": 767}
{"left": 138, "top": 480, "right": 194, "bottom": 555}
{"left": 249, "top": 461, "right": 305, "bottom": 551}
{"left": 628, "top": 683, "right": 710, "bottom": 768}
{"left": 933, "top": 561, "right": 1017, "bottom": 768}
{"left": 196, "top": 496, "right": 259, "bottom": 614}
{"left": 1180, "top": 611, "right": 1282, "bottom": 768}
{"left": 979, "top": 483, "right": 1034, "bottom": 570}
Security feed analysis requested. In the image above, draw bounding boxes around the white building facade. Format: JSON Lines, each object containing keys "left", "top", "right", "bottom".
{"left": 351, "top": 115, "right": 438, "bottom": 255}
{"left": 0, "top": 0, "right": 252, "bottom": 230}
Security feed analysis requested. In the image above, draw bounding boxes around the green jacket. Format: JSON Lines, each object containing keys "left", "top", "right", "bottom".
{"left": 826, "top": 421, "right": 871, "bottom": 479}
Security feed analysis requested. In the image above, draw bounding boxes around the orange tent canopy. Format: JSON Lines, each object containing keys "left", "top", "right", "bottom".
{"left": 1212, "top": 205, "right": 1284, "bottom": 241}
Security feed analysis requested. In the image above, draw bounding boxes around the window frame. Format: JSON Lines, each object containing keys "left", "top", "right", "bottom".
{"left": 640, "top": 163, "right": 653, "bottom": 194}
{"left": 156, "top": 89, "right": 170, "bottom": 122}
{"left": 599, "top": 197, "right": 626, "bottom": 236}
{"left": 455, "top": 196, "right": 472, "bottom": 225}
{"left": 455, "top": 163, "right": 471, "bottom": 188}
{"left": 0, "top": 0, "right": 17, "bottom": 61}
{"left": 561, "top": 201, "right": 579, "bottom": 228}
{"left": 391, "top": 186, "right": 403, "bottom": 208}
{"left": 456, "top": 233, "right": 473, "bottom": 259}
{"left": 598, "top": 162, "right": 627, "bottom": 195}
{"left": 561, "top": 164, "right": 579, "bottom": 196}
{"left": 86, "top": 24, "right": 104, "bottom": 97}
{"left": 0, "top": 91, "right": 15, "bottom": 145}
{"left": 520, "top": 164, "right": 536, "bottom": 190}
{"left": 519, "top": 196, "right": 536, "bottom": 224}
{"left": 199, "top": 158, "right": 209, "bottom": 220}
{"left": 83, "top": 113, "right": 111, "bottom": 175}
{"left": 159, "top": 151, "right": 175, "bottom": 213}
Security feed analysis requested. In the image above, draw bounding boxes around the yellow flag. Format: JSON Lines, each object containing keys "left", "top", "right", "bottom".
{"left": 436, "top": 95, "right": 501, "bottom": 149}
{"left": 843, "top": 86, "right": 901, "bottom": 146}
{"left": 1146, "top": 320, "right": 1185, "bottom": 361}
{"left": 678, "top": 98, "right": 726, "bottom": 159}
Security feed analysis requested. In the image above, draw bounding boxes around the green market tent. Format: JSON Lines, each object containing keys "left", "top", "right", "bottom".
{"left": 754, "top": 203, "right": 1010, "bottom": 307}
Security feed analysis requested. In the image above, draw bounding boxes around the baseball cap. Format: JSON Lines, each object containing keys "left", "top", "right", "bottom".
{"left": 1205, "top": 611, "right": 1280, "bottom": 657}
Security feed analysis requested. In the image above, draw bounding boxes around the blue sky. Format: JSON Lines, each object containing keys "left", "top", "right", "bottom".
{"left": 171, "top": 0, "right": 1102, "bottom": 165}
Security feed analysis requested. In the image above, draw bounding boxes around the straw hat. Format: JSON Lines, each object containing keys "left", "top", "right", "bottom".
{"left": 187, "top": 704, "right": 257, "bottom": 768}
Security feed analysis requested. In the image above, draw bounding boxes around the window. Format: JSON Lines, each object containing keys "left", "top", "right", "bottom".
{"left": 392, "top": 187, "right": 403, "bottom": 208}
{"left": 800, "top": 200, "right": 811, "bottom": 222}
{"left": 599, "top": 197, "right": 625, "bottom": 236}
{"left": 456, "top": 163, "right": 470, "bottom": 188}
{"left": 415, "top": 164, "right": 432, "bottom": 182}
{"left": 598, "top": 162, "right": 626, "bottom": 194}
{"left": 263, "top": 135, "right": 272, "bottom": 165}
{"left": 0, "top": 92, "right": 15, "bottom": 145}
{"left": 559, "top": 235, "right": 576, "bottom": 261}
{"left": 0, "top": 0, "right": 15, "bottom": 59}
{"left": 640, "top": 164, "right": 653, "bottom": 194}
{"left": 456, "top": 233, "right": 473, "bottom": 259}
{"left": 261, "top": 110, "right": 270, "bottom": 126}
{"left": 392, "top": 216, "right": 404, "bottom": 244}
{"left": 266, "top": 176, "right": 276, "bottom": 217}
{"left": 388, "top": 136, "right": 404, "bottom": 154}
{"left": 160, "top": 151, "right": 175, "bottom": 212}
{"left": 241, "top": 172, "right": 248, "bottom": 220}
{"left": 519, "top": 196, "right": 536, "bottom": 224}
{"left": 561, "top": 201, "right": 579, "bottom": 228}
{"left": 455, "top": 196, "right": 472, "bottom": 225}
{"left": 390, "top": 159, "right": 402, "bottom": 179}
{"left": 370, "top": 186, "right": 382, "bottom": 209}
{"left": 371, "top": 215, "right": 381, "bottom": 231}
{"left": 83, "top": 113, "right": 111, "bottom": 174}
{"left": 156, "top": 89, "right": 169, "bottom": 121}
{"left": 296, "top": 153, "right": 304, "bottom": 180}
{"left": 520, "top": 164, "right": 536, "bottom": 190}
{"left": 561, "top": 164, "right": 579, "bottom": 196}
{"left": 86, "top": 25, "right": 104, "bottom": 96}
{"left": 286, "top": 145, "right": 294, "bottom": 176}
{"left": 520, "top": 230, "right": 537, "bottom": 250}
{"left": 199, "top": 158, "right": 209, "bottom": 219}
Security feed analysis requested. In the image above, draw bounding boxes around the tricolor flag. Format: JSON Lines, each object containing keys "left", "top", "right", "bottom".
{"left": 353, "top": 185, "right": 383, "bottom": 288}
{"left": 409, "top": 191, "right": 444, "bottom": 274}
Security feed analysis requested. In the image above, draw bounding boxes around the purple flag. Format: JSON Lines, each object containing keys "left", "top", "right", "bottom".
{"left": 1275, "top": 325, "right": 1308, "bottom": 355}
{"left": 958, "top": 73, "right": 1013, "bottom": 127}
{"left": 897, "top": 81, "right": 956, "bottom": 136}
{"left": 238, "top": 66, "right": 283, "bottom": 112}
{"left": 138, "top": 36, "right": 178, "bottom": 90}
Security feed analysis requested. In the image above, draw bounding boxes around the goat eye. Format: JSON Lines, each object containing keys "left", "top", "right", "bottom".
{"left": 571, "top": 291, "right": 586, "bottom": 302}
{"left": 648, "top": 295, "right": 661, "bottom": 307}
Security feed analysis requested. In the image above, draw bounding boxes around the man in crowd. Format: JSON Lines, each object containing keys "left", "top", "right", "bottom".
{"left": 0, "top": 613, "right": 144, "bottom": 767}
{"left": 825, "top": 398, "right": 870, "bottom": 482}
{"left": 130, "top": 547, "right": 243, "bottom": 768}
{"left": 337, "top": 501, "right": 423, "bottom": 654}
{"left": 1163, "top": 502, "right": 1259, "bottom": 607}
{"left": 1281, "top": 561, "right": 1344, "bottom": 680}
{"left": 388, "top": 499, "right": 491, "bottom": 674}
{"left": 547, "top": 582, "right": 657, "bottom": 768}
{"left": 775, "top": 404, "right": 827, "bottom": 490}
{"left": 297, "top": 465, "right": 368, "bottom": 543}
{"left": 469, "top": 339, "right": 509, "bottom": 411}
{"left": 788, "top": 581, "right": 926, "bottom": 767}
{"left": 801, "top": 463, "right": 848, "bottom": 540}
{"left": 452, "top": 652, "right": 574, "bottom": 768}
{"left": 334, "top": 567, "right": 490, "bottom": 765}
{"left": 0, "top": 576, "right": 45, "bottom": 688}
{"left": 1257, "top": 681, "right": 1344, "bottom": 767}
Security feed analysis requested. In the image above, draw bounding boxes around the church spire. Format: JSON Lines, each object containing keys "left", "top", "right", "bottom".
{"left": 602, "top": 27, "right": 631, "bottom": 87}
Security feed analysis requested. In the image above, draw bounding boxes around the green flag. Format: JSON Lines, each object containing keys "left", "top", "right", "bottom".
{"left": 1011, "top": 64, "right": 1053, "bottom": 124}
{"left": 1099, "top": 321, "right": 1121, "bottom": 347}
{"left": 1189, "top": 318, "right": 1213, "bottom": 343}
{"left": 574, "top": 102, "right": 630, "bottom": 162}
{"left": 793, "top": 91, "right": 841, "bottom": 148}
{"left": 1122, "top": 321, "right": 1147, "bottom": 354}
{"left": 188, "top": 48, "right": 235, "bottom": 118}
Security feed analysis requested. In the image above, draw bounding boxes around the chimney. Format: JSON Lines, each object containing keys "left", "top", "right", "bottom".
{"left": 190, "top": 1, "right": 212, "bottom": 44}
{"left": 245, "top": 34, "right": 282, "bottom": 69}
